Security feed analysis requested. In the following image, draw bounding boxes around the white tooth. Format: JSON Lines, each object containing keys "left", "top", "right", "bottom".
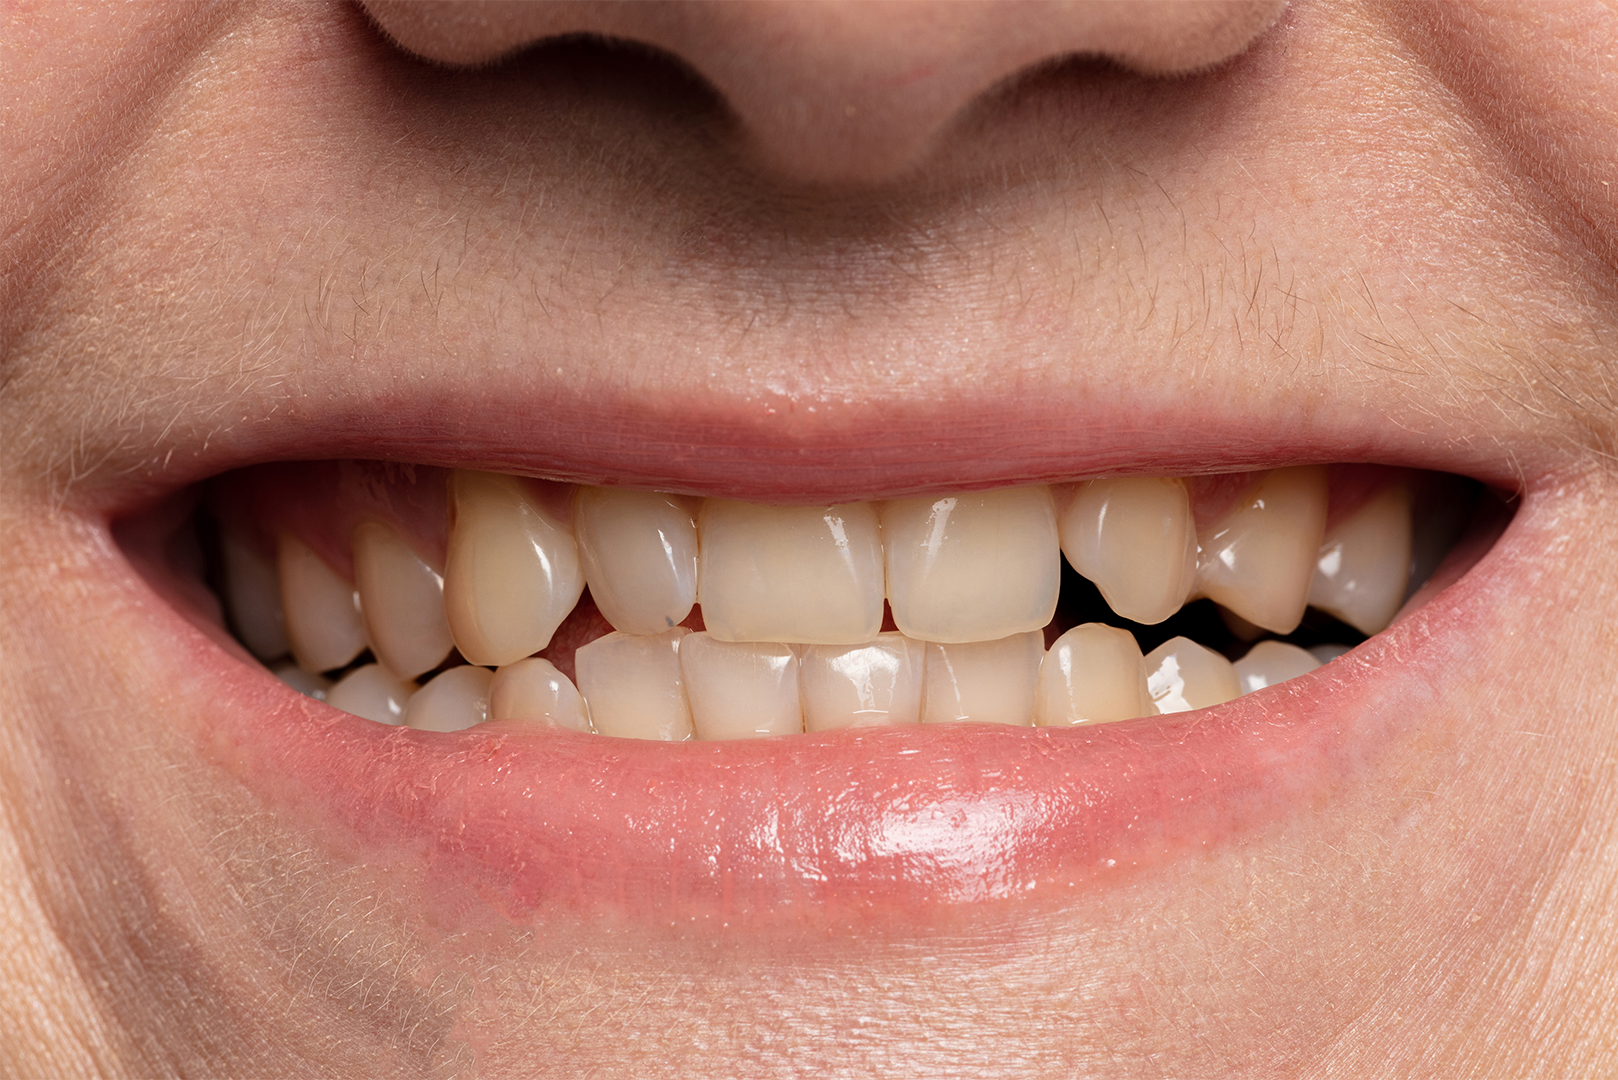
{"left": 574, "top": 628, "right": 694, "bottom": 741}
{"left": 404, "top": 665, "right": 494, "bottom": 732}
{"left": 352, "top": 519, "right": 454, "bottom": 680}
{"left": 697, "top": 500, "right": 883, "bottom": 644}
{"left": 221, "top": 532, "right": 289, "bottom": 660}
{"left": 1309, "top": 643, "right": 1352, "bottom": 664}
{"left": 882, "top": 486, "right": 1060, "bottom": 644}
{"left": 1195, "top": 467, "right": 1328, "bottom": 634}
{"left": 1233, "top": 640, "right": 1320, "bottom": 694}
{"left": 1034, "top": 623, "right": 1150, "bottom": 726}
{"left": 326, "top": 662, "right": 417, "bottom": 725}
{"left": 1059, "top": 477, "right": 1197, "bottom": 625}
{"left": 574, "top": 488, "right": 698, "bottom": 635}
{"left": 919, "top": 631, "right": 1043, "bottom": 726}
{"left": 444, "top": 471, "right": 585, "bottom": 667}
{"left": 272, "top": 661, "right": 331, "bottom": 700}
{"left": 1307, "top": 484, "right": 1412, "bottom": 635}
{"left": 679, "top": 633, "right": 803, "bottom": 740}
{"left": 489, "top": 658, "right": 591, "bottom": 732}
{"left": 1144, "top": 637, "right": 1241, "bottom": 714}
{"left": 799, "top": 633, "right": 924, "bottom": 732}
{"left": 278, "top": 533, "right": 367, "bottom": 673}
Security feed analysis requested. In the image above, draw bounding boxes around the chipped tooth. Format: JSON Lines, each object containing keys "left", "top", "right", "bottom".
{"left": 444, "top": 471, "right": 584, "bottom": 667}
{"left": 1059, "top": 477, "right": 1197, "bottom": 625}
{"left": 574, "top": 488, "right": 698, "bottom": 635}
{"left": 679, "top": 634, "right": 803, "bottom": 740}
{"left": 326, "top": 662, "right": 417, "bottom": 725}
{"left": 490, "top": 658, "right": 591, "bottom": 732}
{"left": 222, "top": 531, "right": 289, "bottom": 660}
{"left": 919, "top": 631, "right": 1043, "bottom": 726}
{"left": 882, "top": 486, "right": 1060, "bottom": 644}
{"left": 404, "top": 665, "right": 494, "bottom": 732}
{"left": 1034, "top": 623, "right": 1150, "bottom": 726}
{"left": 1195, "top": 467, "right": 1328, "bottom": 634}
{"left": 352, "top": 519, "right": 454, "bottom": 680}
{"left": 1234, "top": 640, "right": 1320, "bottom": 694}
{"left": 574, "top": 628, "right": 694, "bottom": 741}
{"left": 799, "top": 633, "right": 924, "bottom": 732}
{"left": 1145, "top": 637, "right": 1241, "bottom": 714}
{"left": 272, "top": 661, "right": 331, "bottom": 700}
{"left": 1308, "top": 484, "right": 1412, "bottom": 635}
{"left": 278, "top": 533, "right": 367, "bottom": 673}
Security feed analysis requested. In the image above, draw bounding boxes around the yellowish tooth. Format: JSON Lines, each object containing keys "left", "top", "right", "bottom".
{"left": 1144, "top": 637, "right": 1241, "bottom": 714}
{"left": 404, "top": 665, "right": 493, "bottom": 732}
{"left": 222, "top": 532, "right": 289, "bottom": 660}
{"left": 1059, "top": 477, "right": 1197, "bottom": 625}
{"left": 799, "top": 633, "right": 924, "bottom": 732}
{"left": 272, "top": 661, "right": 331, "bottom": 700}
{"left": 679, "top": 634, "right": 803, "bottom": 740}
{"left": 919, "top": 631, "right": 1043, "bottom": 726}
{"left": 882, "top": 486, "right": 1060, "bottom": 644}
{"left": 489, "top": 658, "right": 591, "bottom": 732}
{"left": 574, "top": 488, "right": 698, "bottom": 635}
{"left": 326, "top": 662, "right": 417, "bottom": 725}
{"left": 352, "top": 519, "right": 454, "bottom": 680}
{"left": 574, "top": 628, "right": 694, "bottom": 741}
{"left": 1307, "top": 484, "right": 1412, "bottom": 634}
{"left": 1034, "top": 623, "right": 1150, "bottom": 726}
{"left": 1195, "top": 467, "right": 1328, "bottom": 634}
{"left": 278, "top": 533, "right": 367, "bottom": 674}
{"left": 1233, "top": 640, "right": 1320, "bottom": 694}
{"left": 444, "top": 471, "right": 584, "bottom": 667}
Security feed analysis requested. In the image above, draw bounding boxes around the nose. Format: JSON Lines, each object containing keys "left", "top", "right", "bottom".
{"left": 362, "top": 0, "right": 1287, "bottom": 186}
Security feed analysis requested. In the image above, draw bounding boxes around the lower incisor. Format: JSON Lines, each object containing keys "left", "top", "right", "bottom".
{"left": 489, "top": 657, "right": 590, "bottom": 732}
{"left": 920, "top": 631, "right": 1043, "bottom": 726}
{"left": 1035, "top": 623, "right": 1150, "bottom": 726}
{"left": 404, "top": 665, "right": 494, "bottom": 732}
{"left": 1146, "top": 637, "right": 1242, "bottom": 714}
{"left": 574, "top": 628, "right": 695, "bottom": 741}
{"left": 680, "top": 634, "right": 803, "bottom": 740}
{"left": 799, "top": 633, "right": 925, "bottom": 732}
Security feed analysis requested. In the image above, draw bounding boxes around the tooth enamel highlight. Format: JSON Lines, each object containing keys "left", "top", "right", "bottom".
{"left": 574, "top": 488, "right": 698, "bottom": 635}
{"left": 1034, "top": 623, "right": 1150, "bottom": 726}
{"left": 221, "top": 532, "right": 289, "bottom": 660}
{"left": 403, "top": 665, "right": 494, "bottom": 732}
{"left": 1234, "top": 640, "right": 1320, "bottom": 694}
{"left": 697, "top": 500, "right": 884, "bottom": 644}
{"left": 679, "top": 634, "right": 803, "bottom": 739}
{"left": 278, "top": 533, "right": 367, "bottom": 673}
{"left": 444, "top": 471, "right": 584, "bottom": 667}
{"left": 326, "top": 663, "right": 416, "bottom": 725}
{"left": 272, "top": 661, "right": 331, "bottom": 700}
{"left": 919, "top": 631, "right": 1043, "bottom": 726}
{"left": 352, "top": 519, "right": 454, "bottom": 680}
{"left": 574, "top": 628, "right": 694, "bottom": 741}
{"left": 489, "top": 657, "right": 591, "bottom": 732}
{"left": 1308, "top": 484, "right": 1412, "bottom": 634}
{"left": 799, "top": 633, "right": 924, "bottom": 732}
{"left": 882, "top": 486, "right": 1060, "bottom": 644}
{"left": 1145, "top": 636, "right": 1241, "bottom": 714}
{"left": 1059, "top": 477, "right": 1197, "bottom": 625}
{"left": 1195, "top": 467, "right": 1329, "bottom": 634}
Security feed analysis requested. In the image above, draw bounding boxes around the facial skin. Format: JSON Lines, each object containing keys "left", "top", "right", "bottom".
{"left": 4, "top": 0, "right": 1618, "bottom": 1075}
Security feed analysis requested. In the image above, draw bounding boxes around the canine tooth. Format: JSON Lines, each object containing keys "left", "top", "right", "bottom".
{"left": 1234, "top": 640, "right": 1320, "bottom": 694}
{"left": 326, "top": 663, "right": 416, "bottom": 725}
{"left": 444, "top": 471, "right": 584, "bottom": 667}
{"left": 1195, "top": 467, "right": 1328, "bottom": 634}
{"left": 919, "top": 631, "right": 1043, "bottom": 726}
{"left": 1034, "top": 623, "right": 1150, "bottom": 726}
{"left": 352, "top": 519, "right": 454, "bottom": 680}
{"left": 489, "top": 658, "right": 591, "bottom": 732}
{"left": 1059, "top": 477, "right": 1197, "bottom": 625}
{"left": 697, "top": 500, "right": 883, "bottom": 644}
{"left": 278, "top": 533, "right": 367, "bottom": 673}
{"left": 574, "top": 628, "right": 694, "bottom": 741}
{"left": 272, "top": 662, "right": 331, "bottom": 700}
{"left": 679, "top": 634, "right": 803, "bottom": 739}
{"left": 404, "top": 665, "right": 494, "bottom": 732}
{"left": 222, "top": 532, "right": 289, "bottom": 660}
{"left": 1308, "top": 484, "right": 1412, "bottom": 634}
{"left": 574, "top": 488, "right": 698, "bottom": 635}
{"left": 799, "top": 633, "right": 924, "bottom": 732}
{"left": 1145, "top": 637, "right": 1241, "bottom": 714}
{"left": 882, "top": 487, "right": 1060, "bottom": 643}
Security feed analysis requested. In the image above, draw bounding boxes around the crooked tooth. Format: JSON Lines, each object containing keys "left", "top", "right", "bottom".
{"left": 404, "top": 665, "right": 493, "bottom": 732}
{"left": 1034, "top": 623, "right": 1150, "bottom": 726}
{"left": 1195, "top": 467, "right": 1328, "bottom": 634}
{"left": 697, "top": 500, "right": 883, "bottom": 644}
{"left": 574, "top": 488, "right": 698, "bottom": 635}
{"left": 489, "top": 658, "right": 591, "bottom": 732}
{"left": 1308, "top": 484, "right": 1412, "bottom": 635}
{"left": 1234, "top": 640, "right": 1320, "bottom": 694}
{"left": 920, "top": 631, "right": 1043, "bottom": 726}
{"left": 278, "top": 533, "right": 367, "bottom": 673}
{"left": 882, "top": 486, "right": 1060, "bottom": 643}
{"left": 221, "top": 532, "right": 289, "bottom": 660}
{"left": 352, "top": 519, "right": 454, "bottom": 680}
{"left": 326, "top": 662, "right": 416, "bottom": 725}
{"left": 272, "top": 661, "right": 331, "bottom": 700}
{"left": 679, "top": 634, "right": 803, "bottom": 739}
{"left": 574, "top": 628, "right": 694, "bottom": 741}
{"left": 1059, "top": 477, "right": 1197, "bottom": 625}
{"left": 444, "top": 471, "right": 584, "bottom": 667}
{"left": 799, "top": 633, "right": 924, "bottom": 732}
{"left": 1145, "top": 637, "right": 1241, "bottom": 714}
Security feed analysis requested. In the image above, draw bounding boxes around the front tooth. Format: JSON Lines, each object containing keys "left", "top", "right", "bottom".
{"left": 919, "top": 631, "right": 1043, "bottom": 726}
{"left": 221, "top": 532, "right": 289, "bottom": 660}
{"left": 352, "top": 519, "right": 454, "bottom": 680}
{"left": 882, "top": 486, "right": 1060, "bottom": 643}
{"left": 1195, "top": 467, "right": 1328, "bottom": 634}
{"left": 1059, "top": 477, "right": 1197, "bottom": 625}
{"left": 489, "top": 657, "right": 591, "bottom": 732}
{"left": 574, "top": 488, "right": 698, "bottom": 635}
{"left": 444, "top": 471, "right": 584, "bottom": 667}
{"left": 574, "top": 628, "right": 694, "bottom": 741}
{"left": 404, "top": 665, "right": 494, "bottom": 732}
{"left": 278, "top": 533, "right": 367, "bottom": 673}
{"left": 326, "top": 663, "right": 417, "bottom": 725}
{"left": 1034, "top": 623, "right": 1150, "bottom": 726}
{"left": 1144, "top": 637, "right": 1241, "bottom": 714}
{"left": 1307, "top": 484, "right": 1412, "bottom": 634}
{"left": 1233, "top": 640, "right": 1320, "bottom": 694}
{"left": 679, "top": 634, "right": 803, "bottom": 739}
{"left": 799, "top": 633, "right": 924, "bottom": 732}
{"left": 697, "top": 500, "right": 883, "bottom": 644}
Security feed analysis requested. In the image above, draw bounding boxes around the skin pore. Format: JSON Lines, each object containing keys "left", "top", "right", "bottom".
{"left": 3, "top": 0, "right": 1618, "bottom": 1075}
